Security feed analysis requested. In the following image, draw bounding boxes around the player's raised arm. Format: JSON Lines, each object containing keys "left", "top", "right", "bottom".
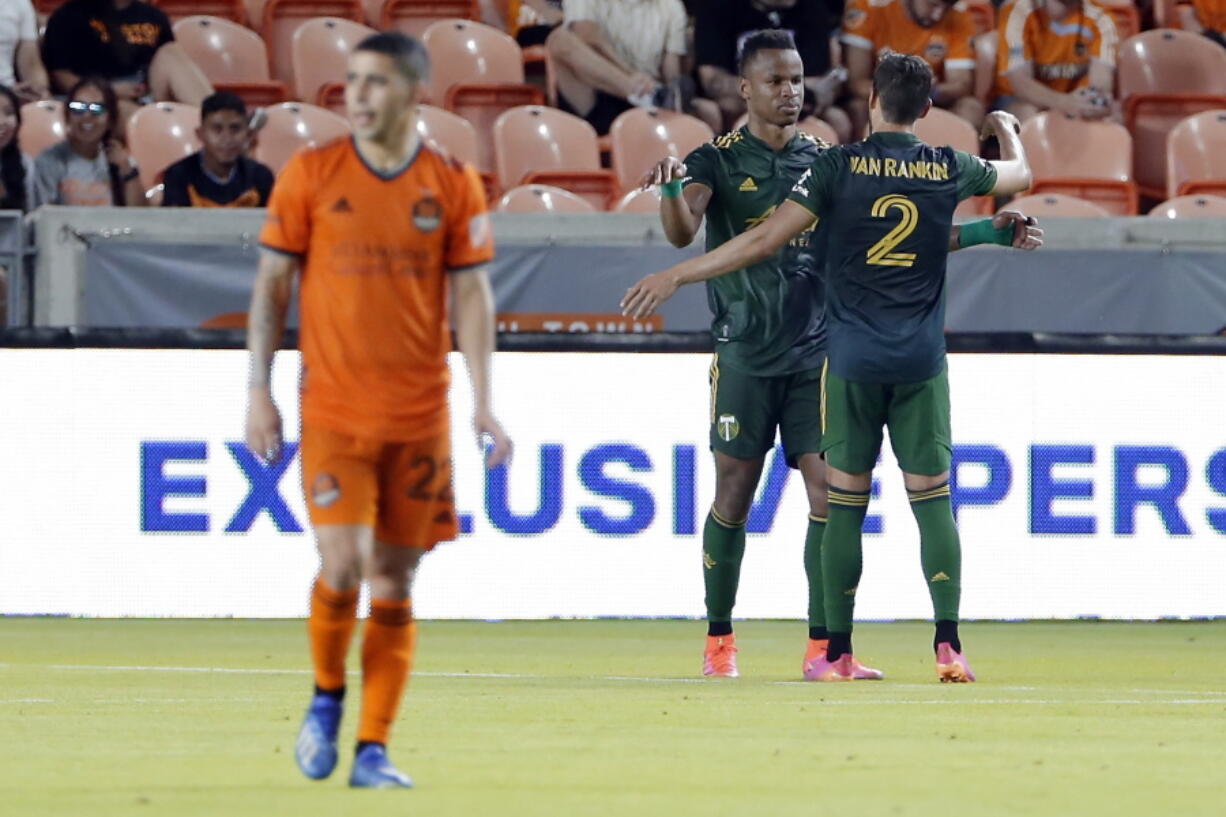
{"left": 245, "top": 249, "right": 296, "bottom": 463}
{"left": 620, "top": 198, "right": 815, "bottom": 320}
{"left": 981, "top": 111, "right": 1032, "bottom": 196}
{"left": 645, "top": 156, "right": 713, "bottom": 248}
{"left": 452, "top": 266, "right": 512, "bottom": 468}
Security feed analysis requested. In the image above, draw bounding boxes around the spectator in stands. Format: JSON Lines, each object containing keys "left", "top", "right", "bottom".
{"left": 841, "top": 0, "right": 982, "bottom": 136}
{"left": 161, "top": 92, "right": 274, "bottom": 208}
{"left": 0, "top": 0, "right": 51, "bottom": 103}
{"left": 510, "top": 0, "right": 563, "bottom": 47}
{"left": 1182, "top": 0, "right": 1226, "bottom": 49}
{"left": 994, "top": 0, "right": 1117, "bottom": 122}
{"left": 31, "top": 77, "right": 144, "bottom": 207}
{"left": 695, "top": 0, "right": 850, "bottom": 141}
{"left": 546, "top": 0, "right": 719, "bottom": 134}
{"left": 0, "top": 86, "right": 34, "bottom": 211}
{"left": 42, "top": 0, "right": 213, "bottom": 136}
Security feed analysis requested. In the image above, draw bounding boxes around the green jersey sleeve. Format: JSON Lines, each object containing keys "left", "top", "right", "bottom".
{"left": 953, "top": 150, "right": 998, "bottom": 201}
{"left": 786, "top": 149, "right": 842, "bottom": 217}
{"left": 683, "top": 143, "right": 718, "bottom": 191}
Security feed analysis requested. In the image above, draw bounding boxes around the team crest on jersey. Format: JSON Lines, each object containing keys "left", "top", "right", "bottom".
{"left": 312, "top": 474, "right": 340, "bottom": 508}
{"left": 925, "top": 39, "right": 948, "bottom": 62}
{"left": 413, "top": 196, "right": 443, "bottom": 232}
{"left": 717, "top": 414, "right": 740, "bottom": 441}
{"left": 843, "top": 7, "right": 866, "bottom": 28}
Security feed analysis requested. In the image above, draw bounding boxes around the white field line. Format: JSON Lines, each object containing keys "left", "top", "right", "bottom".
{"left": 765, "top": 699, "right": 1226, "bottom": 706}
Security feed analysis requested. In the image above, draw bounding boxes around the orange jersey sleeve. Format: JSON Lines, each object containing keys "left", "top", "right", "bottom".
{"left": 943, "top": 6, "right": 976, "bottom": 72}
{"left": 840, "top": 0, "right": 880, "bottom": 53}
{"left": 1195, "top": 0, "right": 1226, "bottom": 31}
{"left": 444, "top": 162, "right": 495, "bottom": 272}
{"left": 259, "top": 152, "right": 312, "bottom": 256}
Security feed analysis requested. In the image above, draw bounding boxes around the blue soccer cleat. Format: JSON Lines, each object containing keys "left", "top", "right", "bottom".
{"left": 349, "top": 743, "right": 414, "bottom": 789}
{"left": 295, "top": 694, "right": 342, "bottom": 780}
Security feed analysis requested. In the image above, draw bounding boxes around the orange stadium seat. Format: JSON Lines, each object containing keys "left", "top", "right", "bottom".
{"left": 244, "top": 0, "right": 267, "bottom": 28}
{"left": 1148, "top": 194, "right": 1226, "bottom": 217}
{"left": 415, "top": 103, "right": 497, "bottom": 198}
{"left": 128, "top": 102, "right": 202, "bottom": 189}
{"left": 493, "top": 105, "right": 618, "bottom": 209}
{"left": 18, "top": 101, "right": 67, "bottom": 158}
{"left": 609, "top": 109, "right": 713, "bottom": 194}
{"left": 797, "top": 117, "right": 840, "bottom": 144}
{"left": 1118, "top": 29, "right": 1226, "bottom": 199}
{"left": 381, "top": 0, "right": 479, "bottom": 37}
{"left": 174, "top": 17, "right": 289, "bottom": 109}
{"left": 1166, "top": 110, "right": 1226, "bottom": 197}
{"left": 422, "top": 19, "right": 543, "bottom": 175}
{"left": 1002, "top": 193, "right": 1111, "bottom": 217}
{"left": 964, "top": 0, "right": 996, "bottom": 35}
{"left": 262, "top": 0, "right": 364, "bottom": 89}
{"left": 252, "top": 101, "right": 351, "bottom": 174}
{"left": 152, "top": 0, "right": 246, "bottom": 25}
{"left": 614, "top": 187, "right": 662, "bottom": 213}
{"left": 497, "top": 184, "right": 598, "bottom": 213}
{"left": 292, "top": 17, "right": 378, "bottom": 109}
{"left": 1021, "top": 112, "right": 1139, "bottom": 214}
{"left": 913, "top": 107, "right": 991, "bottom": 215}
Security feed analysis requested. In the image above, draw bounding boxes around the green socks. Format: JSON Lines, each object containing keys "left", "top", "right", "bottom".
{"left": 804, "top": 515, "right": 828, "bottom": 634}
{"left": 703, "top": 508, "right": 746, "bottom": 634}
{"left": 822, "top": 488, "right": 870, "bottom": 634}
{"left": 909, "top": 483, "right": 962, "bottom": 623}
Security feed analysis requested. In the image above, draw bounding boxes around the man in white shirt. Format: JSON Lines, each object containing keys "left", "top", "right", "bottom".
{"left": 0, "top": 0, "right": 50, "bottom": 103}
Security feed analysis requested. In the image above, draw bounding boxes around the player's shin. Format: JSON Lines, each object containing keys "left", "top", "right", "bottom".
{"left": 908, "top": 483, "right": 963, "bottom": 653}
{"left": 703, "top": 509, "right": 747, "bottom": 636}
{"left": 308, "top": 578, "right": 360, "bottom": 695}
{"left": 358, "top": 598, "right": 417, "bottom": 746}
{"left": 804, "top": 515, "right": 828, "bottom": 640}
{"left": 822, "top": 489, "right": 870, "bottom": 660}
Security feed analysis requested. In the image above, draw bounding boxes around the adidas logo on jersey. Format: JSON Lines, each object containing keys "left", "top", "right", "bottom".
{"left": 739, "top": 177, "right": 758, "bottom": 192}
{"left": 331, "top": 197, "right": 353, "bottom": 213}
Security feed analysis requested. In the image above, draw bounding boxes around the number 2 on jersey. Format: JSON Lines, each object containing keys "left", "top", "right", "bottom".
{"left": 866, "top": 194, "right": 918, "bottom": 267}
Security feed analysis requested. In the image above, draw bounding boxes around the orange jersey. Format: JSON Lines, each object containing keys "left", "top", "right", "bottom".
{"left": 1194, "top": 0, "right": 1226, "bottom": 31}
{"left": 841, "top": 0, "right": 977, "bottom": 81}
{"left": 995, "top": 0, "right": 1118, "bottom": 97}
{"left": 260, "top": 137, "right": 494, "bottom": 441}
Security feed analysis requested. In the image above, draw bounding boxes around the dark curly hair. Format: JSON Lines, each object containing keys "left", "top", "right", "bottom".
{"left": 0, "top": 86, "right": 27, "bottom": 211}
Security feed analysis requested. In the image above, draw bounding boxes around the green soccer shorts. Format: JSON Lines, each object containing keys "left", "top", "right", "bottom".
{"left": 708, "top": 354, "right": 823, "bottom": 469}
{"left": 820, "top": 361, "right": 952, "bottom": 476}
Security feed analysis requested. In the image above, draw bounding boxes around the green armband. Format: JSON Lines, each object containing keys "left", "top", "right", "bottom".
{"left": 660, "top": 179, "right": 683, "bottom": 198}
{"left": 957, "top": 218, "right": 1014, "bottom": 248}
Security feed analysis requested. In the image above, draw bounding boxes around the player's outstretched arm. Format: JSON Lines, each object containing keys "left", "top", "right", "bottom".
{"left": 948, "top": 210, "right": 1044, "bottom": 252}
{"left": 620, "top": 200, "right": 814, "bottom": 320}
{"left": 245, "top": 250, "right": 296, "bottom": 464}
{"left": 982, "top": 111, "right": 1032, "bottom": 196}
{"left": 452, "top": 267, "right": 513, "bottom": 468}
{"left": 643, "top": 157, "right": 712, "bottom": 248}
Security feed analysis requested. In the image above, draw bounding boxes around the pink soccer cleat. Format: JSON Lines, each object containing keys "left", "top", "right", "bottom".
{"left": 703, "top": 634, "right": 739, "bottom": 678}
{"left": 803, "top": 639, "right": 885, "bottom": 680}
{"left": 936, "top": 642, "right": 976, "bottom": 683}
{"left": 802, "top": 652, "right": 854, "bottom": 682}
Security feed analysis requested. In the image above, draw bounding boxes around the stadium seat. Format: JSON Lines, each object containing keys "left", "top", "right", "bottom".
{"left": 964, "top": 0, "right": 995, "bottom": 35}
{"left": 252, "top": 101, "right": 351, "bottom": 174}
{"left": 128, "top": 103, "right": 202, "bottom": 189}
{"left": 614, "top": 186, "right": 662, "bottom": 213}
{"left": 493, "top": 105, "right": 618, "bottom": 209}
{"left": 416, "top": 103, "right": 497, "bottom": 198}
{"left": 292, "top": 17, "right": 378, "bottom": 108}
{"left": 18, "top": 100, "right": 67, "bottom": 158}
{"left": 1001, "top": 193, "right": 1111, "bottom": 218}
{"left": 496, "top": 184, "right": 598, "bottom": 213}
{"left": 381, "top": 0, "right": 479, "bottom": 37}
{"left": 973, "top": 32, "right": 996, "bottom": 107}
{"left": 1118, "top": 29, "right": 1226, "bottom": 198}
{"left": 608, "top": 108, "right": 713, "bottom": 194}
{"left": 174, "top": 17, "right": 289, "bottom": 110}
{"left": 1148, "top": 194, "right": 1226, "bottom": 217}
{"left": 200, "top": 311, "right": 249, "bottom": 328}
{"left": 1021, "top": 112, "right": 1139, "bottom": 215}
{"left": 152, "top": 0, "right": 246, "bottom": 25}
{"left": 913, "top": 107, "right": 991, "bottom": 215}
{"left": 422, "top": 19, "right": 543, "bottom": 176}
{"left": 796, "top": 117, "right": 839, "bottom": 144}
{"left": 262, "top": 0, "right": 364, "bottom": 89}
{"left": 1166, "top": 110, "right": 1226, "bottom": 197}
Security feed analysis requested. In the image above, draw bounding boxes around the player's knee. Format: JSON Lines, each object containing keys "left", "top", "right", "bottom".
{"left": 713, "top": 472, "right": 757, "bottom": 522}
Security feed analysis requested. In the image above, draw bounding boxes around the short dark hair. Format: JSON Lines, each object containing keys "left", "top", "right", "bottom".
{"left": 872, "top": 53, "right": 933, "bottom": 124}
{"left": 201, "top": 91, "right": 248, "bottom": 121}
{"left": 354, "top": 31, "right": 430, "bottom": 83}
{"left": 737, "top": 29, "right": 799, "bottom": 77}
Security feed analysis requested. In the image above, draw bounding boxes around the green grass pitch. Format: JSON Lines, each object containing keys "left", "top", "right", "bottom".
{"left": 4, "top": 619, "right": 1224, "bottom": 816}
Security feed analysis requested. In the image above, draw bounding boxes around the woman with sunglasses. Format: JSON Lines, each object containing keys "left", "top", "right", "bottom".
{"left": 31, "top": 76, "right": 144, "bottom": 207}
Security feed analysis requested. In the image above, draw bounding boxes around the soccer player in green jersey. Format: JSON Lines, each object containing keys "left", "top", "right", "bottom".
{"left": 627, "top": 52, "right": 1039, "bottom": 682}
{"left": 633, "top": 34, "right": 1038, "bottom": 681}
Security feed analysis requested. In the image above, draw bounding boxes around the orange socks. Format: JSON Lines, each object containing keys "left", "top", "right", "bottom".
{"left": 357, "top": 598, "right": 416, "bottom": 745}
{"left": 308, "top": 579, "right": 359, "bottom": 692}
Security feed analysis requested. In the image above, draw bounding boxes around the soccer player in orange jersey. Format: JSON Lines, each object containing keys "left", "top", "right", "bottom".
{"left": 244, "top": 31, "right": 512, "bottom": 789}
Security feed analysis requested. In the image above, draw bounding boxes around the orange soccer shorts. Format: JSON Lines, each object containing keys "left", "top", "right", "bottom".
{"left": 299, "top": 423, "right": 459, "bottom": 549}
